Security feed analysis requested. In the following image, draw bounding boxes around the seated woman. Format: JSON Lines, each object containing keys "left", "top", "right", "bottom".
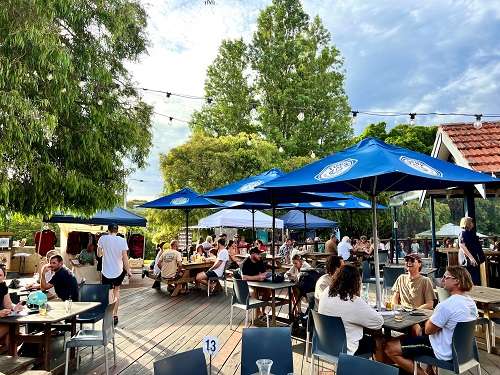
{"left": 254, "top": 239, "right": 267, "bottom": 253}
{"left": 318, "top": 263, "right": 384, "bottom": 358}
{"left": 191, "top": 244, "right": 207, "bottom": 262}
{"left": 0, "top": 265, "right": 24, "bottom": 346}
{"left": 314, "top": 255, "right": 343, "bottom": 302}
{"left": 226, "top": 240, "right": 240, "bottom": 270}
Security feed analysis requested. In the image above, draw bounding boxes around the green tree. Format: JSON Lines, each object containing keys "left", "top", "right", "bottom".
{"left": 191, "top": 39, "right": 254, "bottom": 136}
{"left": 191, "top": 0, "right": 352, "bottom": 158}
{"left": 0, "top": 0, "right": 153, "bottom": 216}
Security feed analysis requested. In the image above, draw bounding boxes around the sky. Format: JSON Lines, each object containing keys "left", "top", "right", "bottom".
{"left": 127, "top": 0, "right": 500, "bottom": 200}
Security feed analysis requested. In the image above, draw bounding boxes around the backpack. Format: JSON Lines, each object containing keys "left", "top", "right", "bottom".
{"left": 297, "top": 268, "right": 323, "bottom": 295}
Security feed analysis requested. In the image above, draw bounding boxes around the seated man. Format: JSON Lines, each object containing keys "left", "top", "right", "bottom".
{"left": 44, "top": 255, "right": 79, "bottom": 301}
{"left": 392, "top": 253, "right": 435, "bottom": 335}
{"left": 385, "top": 266, "right": 478, "bottom": 375}
{"left": 195, "top": 238, "right": 228, "bottom": 293}
{"left": 318, "top": 263, "right": 384, "bottom": 358}
{"left": 241, "top": 247, "right": 269, "bottom": 320}
{"left": 157, "top": 240, "right": 185, "bottom": 293}
{"left": 278, "top": 237, "right": 293, "bottom": 264}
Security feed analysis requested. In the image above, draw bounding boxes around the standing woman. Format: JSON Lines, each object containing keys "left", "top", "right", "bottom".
{"left": 458, "top": 216, "right": 485, "bottom": 285}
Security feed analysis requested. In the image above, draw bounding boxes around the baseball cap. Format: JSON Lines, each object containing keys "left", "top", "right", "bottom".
{"left": 404, "top": 253, "right": 421, "bottom": 262}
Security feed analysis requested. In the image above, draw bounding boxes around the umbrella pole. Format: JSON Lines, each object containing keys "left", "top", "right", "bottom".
{"left": 272, "top": 206, "right": 276, "bottom": 282}
{"left": 371, "top": 194, "right": 382, "bottom": 310}
{"left": 252, "top": 209, "right": 256, "bottom": 242}
{"left": 303, "top": 210, "right": 307, "bottom": 242}
{"left": 185, "top": 209, "right": 189, "bottom": 257}
{"left": 430, "top": 196, "right": 437, "bottom": 268}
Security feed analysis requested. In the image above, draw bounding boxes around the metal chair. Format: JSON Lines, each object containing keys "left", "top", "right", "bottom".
{"left": 436, "top": 287, "right": 491, "bottom": 353}
{"left": 379, "top": 251, "right": 389, "bottom": 265}
{"left": 305, "top": 292, "right": 316, "bottom": 359}
{"left": 310, "top": 310, "right": 347, "bottom": 375}
{"left": 382, "top": 267, "right": 405, "bottom": 299}
{"left": 413, "top": 320, "right": 482, "bottom": 375}
{"left": 362, "top": 260, "right": 382, "bottom": 295}
{"left": 241, "top": 327, "right": 293, "bottom": 375}
{"left": 64, "top": 302, "right": 116, "bottom": 375}
{"left": 153, "top": 347, "right": 207, "bottom": 375}
{"left": 230, "top": 279, "right": 269, "bottom": 329}
{"left": 337, "top": 353, "right": 398, "bottom": 375}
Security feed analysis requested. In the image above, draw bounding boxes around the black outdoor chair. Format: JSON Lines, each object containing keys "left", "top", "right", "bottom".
{"left": 241, "top": 327, "right": 293, "bottom": 375}
{"left": 153, "top": 348, "right": 207, "bottom": 375}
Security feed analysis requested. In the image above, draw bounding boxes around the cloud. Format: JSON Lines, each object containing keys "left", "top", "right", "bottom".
{"left": 127, "top": 0, "right": 500, "bottom": 198}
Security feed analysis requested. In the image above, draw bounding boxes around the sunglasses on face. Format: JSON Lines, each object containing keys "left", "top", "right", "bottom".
{"left": 442, "top": 274, "right": 456, "bottom": 280}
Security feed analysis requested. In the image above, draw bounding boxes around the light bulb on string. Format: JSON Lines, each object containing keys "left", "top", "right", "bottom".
{"left": 46, "top": 73, "right": 53, "bottom": 81}
{"left": 78, "top": 81, "right": 85, "bottom": 88}
{"left": 278, "top": 146, "right": 284, "bottom": 153}
{"left": 351, "top": 111, "right": 358, "bottom": 125}
{"left": 297, "top": 112, "right": 305, "bottom": 121}
{"left": 246, "top": 138, "right": 252, "bottom": 146}
{"left": 473, "top": 114, "right": 482, "bottom": 129}
{"left": 60, "top": 88, "right": 66, "bottom": 93}
{"left": 250, "top": 103, "right": 258, "bottom": 119}
{"left": 169, "top": 117, "right": 173, "bottom": 122}
{"left": 97, "top": 99, "right": 103, "bottom": 106}
{"left": 310, "top": 151, "right": 316, "bottom": 158}
{"left": 409, "top": 113, "right": 416, "bottom": 126}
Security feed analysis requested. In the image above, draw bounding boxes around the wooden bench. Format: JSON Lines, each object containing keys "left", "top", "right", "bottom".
{"left": 0, "top": 355, "right": 36, "bottom": 375}
{"left": 145, "top": 271, "right": 194, "bottom": 296}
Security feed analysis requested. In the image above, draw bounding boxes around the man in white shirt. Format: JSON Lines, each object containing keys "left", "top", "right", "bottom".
{"left": 337, "top": 236, "right": 352, "bottom": 260}
{"left": 195, "top": 238, "right": 228, "bottom": 293}
{"left": 385, "top": 266, "right": 478, "bottom": 375}
{"left": 97, "top": 223, "right": 132, "bottom": 326}
{"left": 318, "top": 263, "right": 384, "bottom": 358}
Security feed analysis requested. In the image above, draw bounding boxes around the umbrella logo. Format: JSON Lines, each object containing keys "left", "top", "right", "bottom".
{"left": 399, "top": 156, "right": 443, "bottom": 177}
{"left": 337, "top": 202, "right": 346, "bottom": 206}
{"left": 310, "top": 202, "right": 323, "bottom": 207}
{"left": 315, "top": 158, "right": 358, "bottom": 181}
{"left": 238, "top": 180, "right": 264, "bottom": 192}
{"left": 359, "top": 202, "right": 371, "bottom": 208}
{"left": 171, "top": 197, "right": 189, "bottom": 205}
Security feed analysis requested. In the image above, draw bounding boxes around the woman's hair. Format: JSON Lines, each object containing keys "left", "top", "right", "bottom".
{"left": 325, "top": 255, "right": 343, "bottom": 276}
{"left": 205, "top": 235, "right": 213, "bottom": 243}
{"left": 446, "top": 266, "right": 473, "bottom": 291}
{"left": 46, "top": 249, "right": 59, "bottom": 260}
{"left": 0, "top": 264, "right": 6, "bottom": 277}
{"left": 360, "top": 235, "right": 367, "bottom": 241}
{"left": 328, "top": 264, "right": 361, "bottom": 301}
{"left": 227, "top": 239, "right": 235, "bottom": 248}
{"left": 196, "top": 244, "right": 204, "bottom": 253}
{"left": 459, "top": 217, "right": 474, "bottom": 230}
{"left": 256, "top": 239, "right": 263, "bottom": 245}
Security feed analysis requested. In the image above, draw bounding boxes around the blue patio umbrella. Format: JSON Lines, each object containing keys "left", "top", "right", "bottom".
{"left": 204, "top": 169, "right": 344, "bottom": 281}
{"left": 261, "top": 137, "right": 500, "bottom": 308}
{"left": 140, "top": 188, "right": 224, "bottom": 253}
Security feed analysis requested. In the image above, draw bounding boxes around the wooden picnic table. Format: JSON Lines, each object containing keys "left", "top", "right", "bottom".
{"left": 1, "top": 301, "right": 99, "bottom": 371}
{"left": 301, "top": 252, "right": 330, "bottom": 267}
{"left": 247, "top": 280, "right": 295, "bottom": 326}
{"left": 381, "top": 308, "right": 433, "bottom": 336}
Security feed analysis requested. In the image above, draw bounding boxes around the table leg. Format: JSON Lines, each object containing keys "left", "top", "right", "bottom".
{"left": 43, "top": 324, "right": 51, "bottom": 371}
{"left": 8, "top": 324, "right": 18, "bottom": 356}
{"left": 271, "top": 290, "right": 276, "bottom": 327}
{"left": 70, "top": 317, "right": 77, "bottom": 358}
{"left": 288, "top": 287, "right": 292, "bottom": 322}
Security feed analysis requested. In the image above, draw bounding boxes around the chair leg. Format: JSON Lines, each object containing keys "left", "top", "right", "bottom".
{"left": 104, "top": 345, "right": 109, "bottom": 375}
{"left": 309, "top": 354, "right": 314, "bottom": 375}
{"left": 305, "top": 331, "right": 310, "bottom": 359}
{"left": 245, "top": 310, "right": 248, "bottom": 327}
{"left": 113, "top": 336, "right": 116, "bottom": 365}
{"left": 413, "top": 361, "right": 418, "bottom": 375}
{"left": 492, "top": 321, "right": 496, "bottom": 350}
{"left": 64, "top": 348, "right": 70, "bottom": 375}
{"left": 266, "top": 314, "right": 269, "bottom": 328}
{"left": 229, "top": 305, "right": 233, "bottom": 330}
{"left": 477, "top": 363, "right": 482, "bottom": 375}
{"left": 224, "top": 279, "right": 227, "bottom": 296}
{"left": 92, "top": 322, "right": 95, "bottom": 355}
{"left": 76, "top": 347, "right": 80, "bottom": 369}
{"left": 484, "top": 322, "right": 491, "bottom": 353}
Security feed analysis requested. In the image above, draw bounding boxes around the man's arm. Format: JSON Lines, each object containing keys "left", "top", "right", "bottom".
{"left": 242, "top": 273, "right": 266, "bottom": 281}
{"left": 392, "top": 291, "right": 401, "bottom": 306}
{"left": 424, "top": 320, "right": 441, "bottom": 335}
{"left": 97, "top": 246, "right": 103, "bottom": 257}
{"left": 209, "top": 260, "right": 222, "bottom": 271}
{"left": 122, "top": 250, "right": 132, "bottom": 276}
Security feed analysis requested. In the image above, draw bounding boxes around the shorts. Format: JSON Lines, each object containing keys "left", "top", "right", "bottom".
{"left": 102, "top": 270, "right": 127, "bottom": 289}
{"left": 354, "top": 334, "right": 375, "bottom": 356}
{"left": 400, "top": 335, "right": 435, "bottom": 358}
{"left": 205, "top": 270, "right": 218, "bottom": 279}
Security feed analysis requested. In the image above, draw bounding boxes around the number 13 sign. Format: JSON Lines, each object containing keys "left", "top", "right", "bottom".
{"left": 202, "top": 336, "right": 220, "bottom": 356}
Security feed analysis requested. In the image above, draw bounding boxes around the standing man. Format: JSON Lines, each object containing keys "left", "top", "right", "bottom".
{"left": 97, "top": 223, "right": 132, "bottom": 326}
{"left": 325, "top": 234, "right": 338, "bottom": 254}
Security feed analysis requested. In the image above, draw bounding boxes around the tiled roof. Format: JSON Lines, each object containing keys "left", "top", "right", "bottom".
{"left": 440, "top": 121, "right": 500, "bottom": 174}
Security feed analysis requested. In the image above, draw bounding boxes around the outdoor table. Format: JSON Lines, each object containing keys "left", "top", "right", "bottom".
{"left": 179, "top": 260, "right": 214, "bottom": 296}
{"left": 301, "top": 252, "right": 330, "bottom": 267}
{"left": 247, "top": 280, "right": 296, "bottom": 326}
{"left": 466, "top": 286, "right": 500, "bottom": 354}
{"left": 6, "top": 278, "right": 36, "bottom": 301}
{"left": 1, "top": 301, "right": 100, "bottom": 371}
{"left": 382, "top": 308, "right": 433, "bottom": 337}
{"left": 235, "top": 254, "right": 284, "bottom": 268}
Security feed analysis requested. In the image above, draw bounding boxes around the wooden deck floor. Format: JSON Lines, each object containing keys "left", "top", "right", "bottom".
{"left": 64, "top": 283, "right": 500, "bottom": 375}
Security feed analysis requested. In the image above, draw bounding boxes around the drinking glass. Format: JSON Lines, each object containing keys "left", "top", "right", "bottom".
{"left": 256, "top": 359, "right": 273, "bottom": 375}
{"left": 65, "top": 299, "right": 72, "bottom": 313}
{"left": 39, "top": 302, "right": 47, "bottom": 316}
{"left": 394, "top": 305, "right": 404, "bottom": 322}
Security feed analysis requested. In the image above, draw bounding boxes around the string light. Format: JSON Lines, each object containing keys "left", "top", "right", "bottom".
{"left": 250, "top": 103, "right": 258, "bottom": 118}
{"left": 297, "top": 112, "right": 305, "bottom": 121}
{"left": 46, "top": 74, "right": 53, "bottom": 81}
{"left": 310, "top": 151, "right": 316, "bottom": 158}
{"left": 351, "top": 111, "right": 358, "bottom": 125}
{"left": 78, "top": 81, "right": 85, "bottom": 88}
{"left": 246, "top": 137, "right": 252, "bottom": 146}
{"left": 409, "top": 113, "right": 416, "bottom": 126}
{"left": 97, "top": 99, "right": 103, "bottom": 106}
{"left": 473, "top": 114, "right": 482, "bottom": 129}
{"left": 278, "top": 146, "right": 284, "bottom": 153}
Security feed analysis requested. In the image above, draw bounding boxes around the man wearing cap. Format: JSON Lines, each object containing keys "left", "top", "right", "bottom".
{"left": 392, "top": 253, "right": 435, "bottom": 335}
{"left": 241, "top": 247, "right": 269, "bottom": 320}
{"left": 97, "top": 223, "right": 132, "bottom": 326}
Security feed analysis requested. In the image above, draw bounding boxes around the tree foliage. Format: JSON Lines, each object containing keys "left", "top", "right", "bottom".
{"left": 0, "top": 0, "right": 153, "bottom": 216}
{"left": 355, "top": 122, "right": 437, "bottom": 154}
{"left": 190, "top": 0, "right": 352, "bottom": 158}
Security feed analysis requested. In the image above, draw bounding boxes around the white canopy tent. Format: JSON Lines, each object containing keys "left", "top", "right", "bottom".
{"left": 196, "top": 209, "right": 284, "bottom": 229}
{"left": 416, "top": 223, "right": 487, "bottom": 239}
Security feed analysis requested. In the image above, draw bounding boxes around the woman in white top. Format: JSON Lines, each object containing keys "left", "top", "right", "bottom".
{"left": 318, "top": 263, "right": 384, "bottom": 358}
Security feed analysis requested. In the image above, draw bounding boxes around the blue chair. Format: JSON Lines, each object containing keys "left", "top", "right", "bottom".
{"left": 241, "top": 327, "right": 293, "bottom": 375}
{"left": 230, "top": 279, "right": 269, "bottom": 329}
{"left": 64, "top": 302, "right": 116, "bottom": 375}
{"left": 383, "top": 267, "right": 405, "bottom": 290}
{"left": 310, "top": 311, "right": 347, "bottom": 374}
{"left": 413, "top": 320, "right": 482, "bottom": 375}
{"left": 77, "top": 284, "right": 110, "bottom": 328}
{"left": 337, "top": 353, "right": 398, "bottom": 375}
{"left": 305, "top": 292, "right": 316, "bottom": 359}
{"left": 154, "top": 348, "right": 207, "bottom": 375}
{"left": 362, "top": 261, "right": 382, "bottom": 295}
